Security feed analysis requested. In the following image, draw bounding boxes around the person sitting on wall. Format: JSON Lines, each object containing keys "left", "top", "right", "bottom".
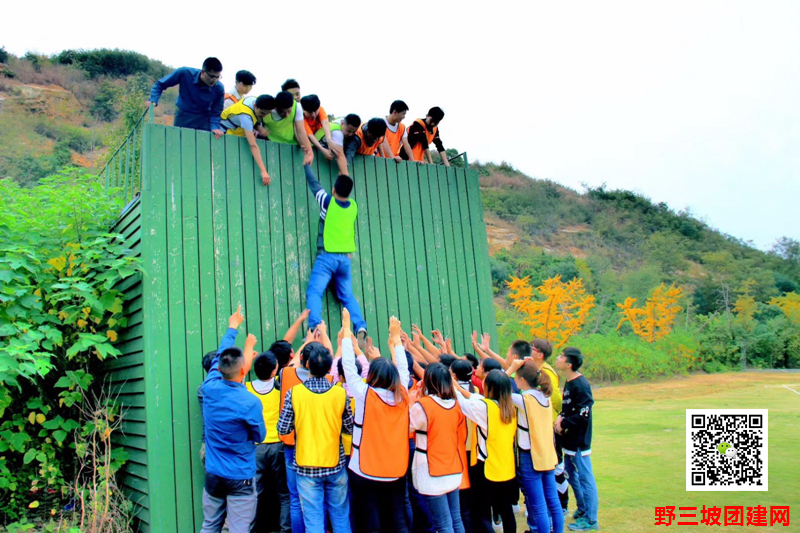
{"left": 262, "top": 91, "right": 314, "bottom": 165}
{"left": 317, "top": 114, "right": 362, "bottom": 176}
{"left": 224, "top": 70, "right": 257, "bottom": 109}
{"left": 401, "top": 107, "right": 450, "bottom": 167}
{"left": 148, "top": 57, "right": 225, "bottom": 138}
{"left": 220, "top": 95, "right": 276, "bottom": 185}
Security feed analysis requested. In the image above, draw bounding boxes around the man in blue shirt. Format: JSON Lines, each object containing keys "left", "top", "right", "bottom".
{"left": 149, "top": 57, "right": 225, "bottom": 137}
{"left": 200, "top": 305, "right": 266, "bottom": 533}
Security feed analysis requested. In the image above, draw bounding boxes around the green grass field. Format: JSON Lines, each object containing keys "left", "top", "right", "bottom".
{"left": 515, "top": 371, "right": 799, "bottom": 532}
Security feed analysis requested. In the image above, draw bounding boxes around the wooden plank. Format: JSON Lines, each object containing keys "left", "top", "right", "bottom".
{"left": 465, "top": 168, "right": 499, "bottom": 349}
{"left": 116, "top": 394, "right": 146, "bottom": 408}
{"left": 255, "top": 139, "right": 276, "bottom": 346}
{"left": 417, "top": 164, "right": 443, "bottom": 334}
{"left": 104, "top": 352, "right": 144, "bottom": 371}
{"left": 196, "top": 131, "right": 219, "bottom": 351}
{"left": 312, "top": 158, "right": 333, "bottom": 330}
{"left": 441, "top": 166, "right": 467, "bottom": 352}
{"left": 455, "top": 167, "right": 482, "bottom": 351}
{"left": 121, "top": 419, "right": 147, "bottom": 437}
{"left": 112, "top": 433, "right": 147, "bottom": 451}
{"left": 225, "top": 137, "right": 246, "bottom": 346}
{"left": 267, "top": 142, "right": 289, "bottom": 340}
{"left": 292, "top": 145, "right": 313, "bottom": 336}
{"left": 125, "top": 407, "right": 147, "bottom": 423}
{"left": 404, "top": 162, "right": 432, "bottom": 331}
{"left": 375, "top": 159, "right": 400, "bottom": 323}
{"left": 240, "top": 137, "right": 262, "bottom": 347}
{"left": 364, "top": 156, "right": 388, "bottom": 347}
{"left": 279, "top": 144, "right": 301, "bottom": 339}
{"left": 107, "top": 364, "right": 145, "bottom": 381}
{"left": 140, "top": 124, "right": 177, "bottom": 531}
{"left": 112, "top": 379, "right": 145, "bottom": 395}
{"left": 211, "top": 132, "right": 232, "bottom": 347}
{"left": 386, "top": 161, "right": 410, "bottom": 325}
{"left": 127, "top": 448, "right": 149, "bottom": 465}
{"left": 351, "top": 157, "right": 376, "bottom": 339}
{"left": 430, "top": 166, "right": 453, "bottom": 339}
{"left": 180, "top": 128, "right": 204, "bottom": 531}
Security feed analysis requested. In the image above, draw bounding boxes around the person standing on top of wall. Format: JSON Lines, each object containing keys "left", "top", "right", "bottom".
{"left": 304, "top": 164, "right": 368, "bottom": 349}
{"left": 379, "top": 100, "right": 416, "bottom": 162}
{"left": 263, "top": 91, "right": 314, "bottom": 165}
{"left": 148, "top": 57, "right": 225, "bottom": 138}
{"left": 282, "top": 79, "right": 301, "bottom": 101}
{"left": 402, "top": 107, "right": 450, "bottom": 166}
{"left": 224, "top": 70, "right": 257, "bottom": 109}
{"left": 220, "top": 95, "right": 276, "bottom": 185}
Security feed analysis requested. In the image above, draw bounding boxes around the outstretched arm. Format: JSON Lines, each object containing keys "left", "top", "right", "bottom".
{"left": 284, "top": 309, "right": 310, "bottom": 344}
{"left": 412, "top": 324, "right": 441, "bottom": 357}
{"left": 245, "top": 129, "right": 270, "bottom": 186}
{"left": 295, "top": 121, "right": 314, "bottom": 165}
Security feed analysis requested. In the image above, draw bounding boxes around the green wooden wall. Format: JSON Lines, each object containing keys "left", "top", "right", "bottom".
{"left": 124, "top": 123, "right": 497, "bottom": 531}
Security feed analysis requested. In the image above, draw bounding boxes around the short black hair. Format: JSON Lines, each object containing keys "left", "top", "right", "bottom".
{"left": 303, "top": 342, "right": 332, "bottom": 377}
{"left": 202, "top": 57, "right": 223, "bottom": 73}
{"left": 300, "top": 94, "right": 321, "bottom": 113}
{"left": 337, "top": 357, "right": 362, "bottom": 379}
{"left": 202, "top": 350, "right": 217, "bottom": 373}
{"left": 482, "top": 359, "right": 501, "bottom": 373}
{"left": 281, "top": 79, "right": 300, "bottom": 91}
{"left": 218, "top": 347, "right": 243, "bottom": 380}
{"left": 438, "top": 354, "right": 457, "bottom": 369}
{"left": 463, "top": 353, "right": 479, "bottom": 369}
{"left": 269, "top": 340, "right": 293, "bottom": 369}
{"left": 334, "top": 174, "right": 353, "bottom": 198}
{"left": 344, "top": 114, "right": 361, "bottom": 128}
{"left": 366, "top": 117, "right": 387, "bottom": 139}
{"left": 255, "top": 95, "right": 275, "bottom": 111}
{"left": 253, "top": 350, "right": 278, "bottom": 381}
{"left": 427, "top": 107, "right": 445, "bottom": 123}
{"left": 451, "top": 359, "right": 473, "bottom": 382}
{"left": 235, "top": 70, "right": 256, "bottom": 85}
{"left": 275, "top": 91, "right": 294, "bottom": 110}
{"left": 509, "top": 340, "right": 532, "bottom": 361}
{"left": 562, "top": 347, "right": 583, "bottom": 371}
{"left": 390, "top": 100, "right": 409, "bottom": 114}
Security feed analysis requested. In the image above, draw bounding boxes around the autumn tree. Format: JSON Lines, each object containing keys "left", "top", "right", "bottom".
{"left": 507, "top": 275, "right": 596, "bottom": 349}
{"left": 617, "top": 283, "right": 683, "bottom": 342}
{"left": 771, "top": 292, "right": 800, "bottom": 325}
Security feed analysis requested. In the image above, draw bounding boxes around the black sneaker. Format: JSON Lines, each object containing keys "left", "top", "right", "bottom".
{"left": 573, "top": 509, "right": 586, "bottom": 521}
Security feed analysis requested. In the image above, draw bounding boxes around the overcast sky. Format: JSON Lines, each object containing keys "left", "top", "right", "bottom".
{"left": 6, "top": 1, "right": 799, "bottom": 250}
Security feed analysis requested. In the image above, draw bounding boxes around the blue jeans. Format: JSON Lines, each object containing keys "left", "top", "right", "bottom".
{"left": 517, "top": 451, "right": 564, "bottom": 533}
{"left": 307, "top": 253, "right": 367, "bottom": 332}
{"left": 424, "top": 490, "right": 465, "bottom": 533}
{"left": 174, "top": 107, "right": 211, "bottom": 131}
{"left": 564, "top": 451, "right": 598, "bottom": 523}
{"left": 284, "top": 446, "right": 305, "bottom": 533}
{"left": 296, "top": 467, "right": 351, "bottom": 533}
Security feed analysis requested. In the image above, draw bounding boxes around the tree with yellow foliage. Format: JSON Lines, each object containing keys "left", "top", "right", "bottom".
{"left": 617, "top": 283, "right": 683, "bottom": 342}
{"left": 507, "top": 275, "right": 596, "bottom": 349}
{"left": 770, "top": 292, "right": 800, "bottom": 325}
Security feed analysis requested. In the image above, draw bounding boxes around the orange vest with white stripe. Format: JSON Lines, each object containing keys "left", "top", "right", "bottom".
{"left": 410, "top": 119, "right": 437, "bottom": 162}
{"left": 353, "top": 387, "right": 409, "bottom": 478}
{"left": 416, "top": 397, "right": 466, "bottom": 478}
{"left": 379, "top": 121, "right": 406, "bottom": 158}
{"left": 356, "top": 126, "right": 385, "bottom": 156}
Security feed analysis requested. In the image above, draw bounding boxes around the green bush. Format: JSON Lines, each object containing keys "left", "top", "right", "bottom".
{"left": 55, "top": 48, "right": 169, "bottom": 79}
{"left": 0, "top": 46, "right": 9, "bottom": 64}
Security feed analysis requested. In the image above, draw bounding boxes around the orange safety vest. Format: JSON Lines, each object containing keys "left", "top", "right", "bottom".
{"left": 410, "top": 119, "right": 437, "bottom": 162}
{"left": 416, "top": 397, "right": 466, "bottom": 478}
{"left": 379, "top": 121, "right": 406, "bottom": 158}
{"left": 353, "top": 387, "right": 409, "bottom": 478}
{"left": 224, "top": 93, "right": 239, "bottom": 105}
{"left": 279, "top": 367, "right": 333, "bottom": 445}
{"left": 356, "top": 125, "right": 385, "bottom": 156}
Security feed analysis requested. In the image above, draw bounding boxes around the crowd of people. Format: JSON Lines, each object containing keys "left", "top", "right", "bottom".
{"left": 148, "top": 57, "right": 451, "bottom": 185}
{"left": 200, "top": 304, "right": 600, "bottom": 533}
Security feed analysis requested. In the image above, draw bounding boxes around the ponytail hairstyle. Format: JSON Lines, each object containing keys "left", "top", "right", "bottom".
{"left": 483, "top": 369, "right": 515, "bottom": 424}
{"left": 422, "top": 363, "right": 455, "bottom": 400}
{"left": 366, "top": 357, "right": 404, "bottom": 404}
{"left": 515, "top": 360, "right": 553, "bottom": 397}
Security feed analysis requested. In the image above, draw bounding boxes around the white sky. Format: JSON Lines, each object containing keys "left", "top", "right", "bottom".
{"left": 6, "top": 0, "right": 799, "bottom": 250}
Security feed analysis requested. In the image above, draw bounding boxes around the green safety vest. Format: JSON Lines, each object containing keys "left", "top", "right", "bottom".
{"left": 315, "top": 121, "right": 342, "bottom": 141}
{"left": 263, "top": 101, "right": 298, "bottom": 144}
{"left": 323, "top": 198, "right": 358, "bottom": 253}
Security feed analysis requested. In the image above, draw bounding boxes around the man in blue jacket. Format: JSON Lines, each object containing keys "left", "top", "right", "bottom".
{"left": 200, "top": 305, "right": 265, "bottom": 533}
{"left": 148, "top": 57, "right": 225, "bottom": 137}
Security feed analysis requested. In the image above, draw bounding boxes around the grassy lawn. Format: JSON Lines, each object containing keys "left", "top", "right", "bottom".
{"left": 515, "top": 371, "right": 799, "bottom": 532}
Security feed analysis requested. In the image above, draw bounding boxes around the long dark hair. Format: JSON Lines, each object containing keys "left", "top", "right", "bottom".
{"left": 516, "top": 360, "right": 553, "bottom": 397}
{"left": 483, "top": 369, "right": 515, "bottom": 424}
{"left": 423, "top": 363, "right": 455, "bottom": 400}
{"left": 366, "top": 357, "right": 403, "bottom": 403}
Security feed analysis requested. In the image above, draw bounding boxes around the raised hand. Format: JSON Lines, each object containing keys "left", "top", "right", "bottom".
{"left": 316, "top": 320, "right": 328, "bottom": 337}
{"left": 431, "top": 329, "right": 444, "bottom": 345}
{"left": 389, "top": 316, "right": 402, "bottom": 349}
{"left": 342, "top": 308, "right": 351, "bottom": 334}
{"left": 509, "top": 358, "right": 525, "bottom": 373}
{"left": 366, "top": 337, "right": 382, "bottom": 360}
{"left": 480, "top": 333, "right": 491, "bottom": 352}
{"left": 229, "top": 305, "right": 245, "bottom": 330}
{"left": 299, "top": 309, "right": 311, "bottom": 322}
{"left": 245, "top": 333, "right": 258, "bottom": 350}
{"left": 472, "top": 330, "right": 479, "bottom": 347}
{"left": 445, "top": 338, "right": 454, "bottom": 355}
{"left": 412, "top": 331, "right": 422, "bottom": 347}
{"left": 411, "top": 324, "right": 423, "bottom": 337}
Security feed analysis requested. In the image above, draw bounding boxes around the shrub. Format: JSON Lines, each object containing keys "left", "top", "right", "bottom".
{"left": 0, "top": 46, "right": 9, "bottom": 64}
{"left": 55, "top": 48, "right": 169, "bottom": 79}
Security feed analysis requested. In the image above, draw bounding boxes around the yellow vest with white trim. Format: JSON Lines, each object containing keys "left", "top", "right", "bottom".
{"left": 293, "top": 384, "right": 347, "bottom": 468}
{"left": 246, "top": 382, "right": 281, "bottom": 444}
{"left": 481, "top": 398, "right": 516, "bottom": 482}
{"left": 522, "top": 394, "right": 557, "bottom": 471}
{"left": 220, "top": 98, "right": 259, "bottom": 137}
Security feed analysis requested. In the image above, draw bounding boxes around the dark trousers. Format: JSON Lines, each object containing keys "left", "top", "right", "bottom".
{"left": 255, "top": 442, "right": 291, "bottom": 533}
{"left": 554, "top": 432, "right": 569, "bottom": 511}
{"left": 459, "top": 455, "right": 480, "bottom": 533}
{"left": 472, "top": 462, "right": 516, "bottom": 533}
{"left": 351, "top": 473, "right": 409, "bottom": 533}
{"left": 174, "top": 107, "right": 212, "bottom": 131}
{"left": 407, "top": 439, "right": 435, "bottom": 533}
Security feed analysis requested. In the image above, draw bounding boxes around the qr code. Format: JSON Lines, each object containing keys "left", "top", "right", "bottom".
{"left": 686, "top": 409, "right": 768, "bottom": 491}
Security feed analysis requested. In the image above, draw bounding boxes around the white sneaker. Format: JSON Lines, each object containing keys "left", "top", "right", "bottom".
{"left": 513, "top": 504, "right": 521, "bottom": 513}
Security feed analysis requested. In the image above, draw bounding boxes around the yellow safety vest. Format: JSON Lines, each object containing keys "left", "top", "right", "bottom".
{"left": 293, "top": 384, "right": 347, "bottom": 468}
{"left": 540, "top": 362, "right": 562, "bottom": 422}
{"left": 246, "top": 382, "right": 281, "bottom": 444}
{"left": 522, "top": 394, "right": 557, "bottom": 472}
{"left": 220, "top": 98, "right": 260, "bottom": 137}
{"left": 480, "top": 399, "right": 516, "bottom": 482}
